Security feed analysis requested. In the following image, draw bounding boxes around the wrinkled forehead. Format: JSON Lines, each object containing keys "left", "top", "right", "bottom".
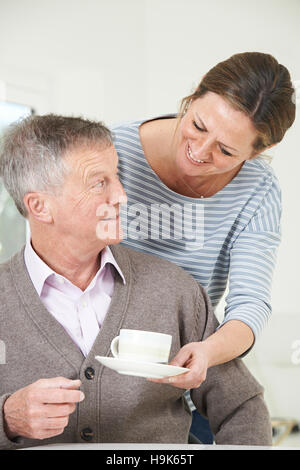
{"left": 63, "top": 143, "right": 118, "bottom": 179}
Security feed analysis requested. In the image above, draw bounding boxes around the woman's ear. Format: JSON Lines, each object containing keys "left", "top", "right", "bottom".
{"left": 250, "top": 143, "right": 277, "bottom": 160}
{"left": 23, "top": 192, "right": 53, "bottom": 224}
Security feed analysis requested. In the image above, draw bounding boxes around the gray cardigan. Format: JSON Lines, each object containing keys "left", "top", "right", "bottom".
{"left": 0, "top": 245, "right": 272, "bottom": 449}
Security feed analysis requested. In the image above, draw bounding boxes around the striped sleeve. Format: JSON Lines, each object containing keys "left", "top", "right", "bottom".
{"left": 221, "top": 176, "right": 282, "bottom": 340}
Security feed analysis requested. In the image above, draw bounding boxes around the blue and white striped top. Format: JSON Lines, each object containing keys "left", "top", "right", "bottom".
{"left": 112, "top": 117, "right": 282, "bottom": 340}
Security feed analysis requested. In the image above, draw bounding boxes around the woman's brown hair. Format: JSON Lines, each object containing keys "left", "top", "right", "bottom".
{"left": 179, "top": 52, "right": 296, "bottom": 155}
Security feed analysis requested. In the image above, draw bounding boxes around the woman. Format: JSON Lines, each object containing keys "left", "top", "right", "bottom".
{"left": 112, "top": 52, "right": 296, "bottom": 441}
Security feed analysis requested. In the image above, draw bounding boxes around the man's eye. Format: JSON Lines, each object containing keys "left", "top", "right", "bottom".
{"left": 94, "top": 181, "right": 105, "bottom": 189}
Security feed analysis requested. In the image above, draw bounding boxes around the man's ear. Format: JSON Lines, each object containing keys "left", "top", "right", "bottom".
{"left": 23, "top": 192, "right": 54, "bottom": 224}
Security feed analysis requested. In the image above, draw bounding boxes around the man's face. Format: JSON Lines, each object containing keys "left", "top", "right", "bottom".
{"left": 49, "top": 143, "right": 127, "bottom": 251}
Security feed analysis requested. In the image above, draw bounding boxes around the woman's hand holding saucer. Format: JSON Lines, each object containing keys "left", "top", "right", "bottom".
{"left": 147, "top": 342, "right": 209, "bottom": 389}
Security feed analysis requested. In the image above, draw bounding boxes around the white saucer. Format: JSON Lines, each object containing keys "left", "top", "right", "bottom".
{"left": 95, "top": 356, "right": 189, "bottom": 379}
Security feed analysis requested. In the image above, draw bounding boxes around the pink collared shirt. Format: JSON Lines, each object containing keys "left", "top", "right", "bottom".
{"left": 24, "top": 242, "right": 125, "bottom": 357}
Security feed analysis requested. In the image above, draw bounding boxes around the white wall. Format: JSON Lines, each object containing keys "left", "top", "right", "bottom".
{"left": 0, "top": 0, "right": 147, "bottom": 122}
{"left": 0, "top": 0, "right": 299, "bottom": 420}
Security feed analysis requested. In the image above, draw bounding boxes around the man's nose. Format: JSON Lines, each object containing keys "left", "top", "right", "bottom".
{"left": 108, "top": 180, "right": 128, "bottom": 207}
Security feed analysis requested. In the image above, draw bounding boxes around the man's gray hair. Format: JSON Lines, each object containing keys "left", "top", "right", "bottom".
{"left": 0, "top": 114, "right": 113, "bottom": 217}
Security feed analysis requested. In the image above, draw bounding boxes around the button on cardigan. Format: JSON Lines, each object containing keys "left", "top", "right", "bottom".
{"left": 0, "top": 244, "right": 272, "bottom": 449}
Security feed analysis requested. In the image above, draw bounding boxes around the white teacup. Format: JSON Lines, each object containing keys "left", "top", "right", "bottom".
{"left": 110, "top": 329, "right": 172, "bottom": 363}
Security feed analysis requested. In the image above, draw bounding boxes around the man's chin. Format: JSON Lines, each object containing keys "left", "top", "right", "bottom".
{"left": 96, "top": 232, "right": 124, "bottom": 248}
{"left": 105, "top": 235, "right": 123, "bottom": 246}
{"left": 96, "top": 220, "right": 123, "bottom": 246}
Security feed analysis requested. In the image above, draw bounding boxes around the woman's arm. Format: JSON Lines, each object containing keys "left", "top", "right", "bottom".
{"left": 149, "top": 177, "right": 281, "bottom": 389}
{"left": 177, "top": 319, "right": 254, "bottom": 370}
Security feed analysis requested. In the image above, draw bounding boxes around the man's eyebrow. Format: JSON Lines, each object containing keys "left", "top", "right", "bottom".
{"left": 86, "top": 168, "right": 119, "bottom": 181}
{"left": 85, "top": 170, "right": 105, "bottom": 181}
{"left": 195, "top": 112, "right": 239, "bottom": 152}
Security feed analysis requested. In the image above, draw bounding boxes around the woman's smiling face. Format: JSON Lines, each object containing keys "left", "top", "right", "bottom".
{"left": 175, "top": 91, "right": 260, "bottom": 178}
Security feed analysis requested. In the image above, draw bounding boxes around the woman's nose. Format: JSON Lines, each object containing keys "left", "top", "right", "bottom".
{"left": 192, "top": 135, "right": 214, "bottom": 160}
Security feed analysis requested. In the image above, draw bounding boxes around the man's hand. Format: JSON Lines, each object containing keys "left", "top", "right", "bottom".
{"left": 147, "top": 342, "right": 209, "bottom": 389}
{"left": 3, "top": 377, "right": 84, "bottom": 441}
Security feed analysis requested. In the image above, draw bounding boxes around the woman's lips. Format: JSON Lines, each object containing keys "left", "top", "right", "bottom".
{"left": 186, "top": 144, "right": 209, "bottom": 166}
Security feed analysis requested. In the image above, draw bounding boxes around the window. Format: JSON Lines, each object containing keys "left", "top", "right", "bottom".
{"left": 0, "top": 101, "right": 33, "bottom": 263}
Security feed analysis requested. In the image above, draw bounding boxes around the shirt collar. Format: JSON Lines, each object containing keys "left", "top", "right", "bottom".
{"left": 98, "top": 244, "right": 126, "bottom": 285}
{"left": 24, "top": 240, "right": 126, "bottom": 297}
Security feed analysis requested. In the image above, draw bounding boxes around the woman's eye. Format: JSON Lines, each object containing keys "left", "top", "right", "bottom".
{"left": 220, "top": 147, "right": 232, "bottom": 157}
{"left": 193, "top": 120, "right": 233, "bottom": 156}
{"left": 192, "top": 120, "right": 205, "bottom": 132}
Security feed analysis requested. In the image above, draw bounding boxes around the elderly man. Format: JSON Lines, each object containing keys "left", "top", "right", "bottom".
{"left": 0, "top": 115, "right": 272, "bottom": 449}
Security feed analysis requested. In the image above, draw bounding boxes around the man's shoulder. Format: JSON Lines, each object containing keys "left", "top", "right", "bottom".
{"left": 111, "top": 244, "right": 198, "bottom": 289}
{"left": 0, "top": 248, "right": 25, "bottom": 280}
{"left": 0, "top": 256, "right": 12, "bottom": 277}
